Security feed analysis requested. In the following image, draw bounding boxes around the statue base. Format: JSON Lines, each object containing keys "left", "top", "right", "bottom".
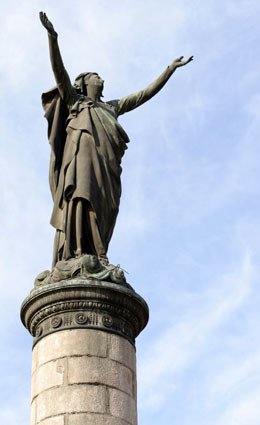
{"left": 34, "top": 255, "right": 129, "bottom": 288}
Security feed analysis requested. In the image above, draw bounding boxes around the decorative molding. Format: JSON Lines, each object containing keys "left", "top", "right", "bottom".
{"left": 21, "top": 279, "right": 149, "bottom": 346}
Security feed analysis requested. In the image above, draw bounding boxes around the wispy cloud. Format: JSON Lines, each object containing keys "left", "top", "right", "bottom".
{"left": 208, "top": 350, "right": 260, "bottom": 407}
{"left": 138, "top": 251, "right": 252, "bottom": 410}
{"left": 211, "top": 389, "right": 260, "bottom": 425}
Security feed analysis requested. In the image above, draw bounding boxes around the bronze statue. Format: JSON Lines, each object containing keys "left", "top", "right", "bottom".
{"left": 39, "top": 12, "right": 193, "bottom": 273}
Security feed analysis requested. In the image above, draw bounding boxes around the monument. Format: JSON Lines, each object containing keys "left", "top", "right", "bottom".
{"left": 21, "top": 12, "right": 193, "bottom": 425}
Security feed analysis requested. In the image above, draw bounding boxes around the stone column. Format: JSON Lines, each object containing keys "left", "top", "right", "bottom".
{"left": 21, "top": 280, "right": 149, "bottom": 425}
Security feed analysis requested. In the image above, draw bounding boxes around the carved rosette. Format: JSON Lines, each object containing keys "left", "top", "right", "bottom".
{"left": 21, "top": 279, "right": 149, "bottom": 346}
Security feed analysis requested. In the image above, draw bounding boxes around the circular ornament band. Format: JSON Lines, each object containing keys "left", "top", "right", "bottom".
{"left": 21, "top": 279, "right": 149, "bottom": 346}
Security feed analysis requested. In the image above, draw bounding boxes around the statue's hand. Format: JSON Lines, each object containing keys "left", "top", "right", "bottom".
{"left": 171, "top": 56, "right": 193, "bottom": 69}
{"left": 39, "top": 11, "right": 57, "bottom": 37}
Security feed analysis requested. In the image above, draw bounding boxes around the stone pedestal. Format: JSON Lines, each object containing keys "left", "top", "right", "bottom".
{"left": 21, "top": 280, "right": 149, "bottom": 425}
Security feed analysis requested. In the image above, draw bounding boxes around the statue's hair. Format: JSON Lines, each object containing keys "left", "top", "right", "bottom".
{"left": 74, "top": 72, "right": 103, "bottom": 97}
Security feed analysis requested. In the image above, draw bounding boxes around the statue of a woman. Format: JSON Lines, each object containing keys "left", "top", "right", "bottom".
{"left": 40, "top": 12, "right": 193, "bottom": 267}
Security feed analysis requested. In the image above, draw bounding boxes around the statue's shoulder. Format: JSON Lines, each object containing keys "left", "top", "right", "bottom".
{"left": 103, "top": 99, "right": 119, "bottom": 116}
{"left": 106, "top": 99, "right": 119, "bottom": 108}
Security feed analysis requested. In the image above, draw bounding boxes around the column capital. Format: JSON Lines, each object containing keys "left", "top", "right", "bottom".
{"left": 21, "top": 279, "right": 149, "bottom": 346}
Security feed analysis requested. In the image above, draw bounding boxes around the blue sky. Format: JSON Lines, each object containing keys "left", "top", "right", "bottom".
{"left": 1, "top": 1, "right": 260, "bottom": 424}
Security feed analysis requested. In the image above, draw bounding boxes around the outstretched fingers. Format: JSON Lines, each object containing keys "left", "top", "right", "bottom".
{"left": 39, "top": 11, "right": 48, "bottom": 27}
{"left": 39, "top": 11, "right": 56, "bottom": 36}
{"left": 39, "top": 11, "right": 46, "bottom": 23}
{"left": 177, "top": 55, "right": 194, "bottom": 67}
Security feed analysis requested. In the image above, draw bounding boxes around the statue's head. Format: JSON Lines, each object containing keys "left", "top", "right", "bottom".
{"left": 74, "top": 72, "right": 104, "bottom": 97}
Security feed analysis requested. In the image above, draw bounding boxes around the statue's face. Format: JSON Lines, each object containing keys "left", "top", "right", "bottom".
{"left": 85, "top": 74, "right": 104, "bottom": 90}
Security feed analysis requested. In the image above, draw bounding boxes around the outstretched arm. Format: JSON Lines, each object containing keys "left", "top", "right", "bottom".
{"left": 39, "top": 12, "right": 75, "bottom": 106}
{"left": 116, "top": 56, "right": 193, "bottom": 116}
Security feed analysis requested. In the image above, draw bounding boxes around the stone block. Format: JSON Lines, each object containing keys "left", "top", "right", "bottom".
{"left": 37, "top": 385, "right": 107, "bottom": 423}
{"left": 108, "top": 335, "right": 136, "bottom": 372}
{"left": 67, "top": 413, "right": 129, "bottom": 425}
{"left": 68, "top": 356, "right": 133, "bottom": 395}
{"left": 39, "top": 416, "right": 64, "bottom": 425}
{"left": 109, "top": 388, "right": 136, "bottom": 425}
{"left": 31, "top": 398, "right": 36, "bottom": 425}
{"left": 37, "top": 329, "right": 108, "bottom": 366}
{"left": 32, "top": 344, "right": 38, "bottom": 375}
{"left": 32, "top": 358, "right": 66, "bottom": 400}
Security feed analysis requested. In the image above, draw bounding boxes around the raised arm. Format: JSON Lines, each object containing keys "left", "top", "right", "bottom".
{"left": 39, "top": 12, "right": 75, "bottom": 106}
{"left": 116, "top": 56, "right": 193, "bottom": 116}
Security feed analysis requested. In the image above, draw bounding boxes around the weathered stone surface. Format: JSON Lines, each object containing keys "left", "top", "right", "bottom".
{"left": 31, "top": 343, "right": 38, "bottom": 375}
{"left": 39, "top": 416, "right": 64, "bottom": 425}
{"left": 36, "top": 329, "right": 107, "bottom": 366}
{"left": 32, "top": 358, "right": 66, "bottom": 399}
{"left": 67, "top": 413, "right": 130, "bottom": 425}
{"left": 109, "top": 335, "right": 136, "bottom": 372}
{"left": 68, "top": 356, "right": 133, "bottom": 396}
{"left": 37, "top": 385, "right": 107, "bottom": 422}
{"left": 31, "top": 398, "right": 36, "bottom": 425}
{"left": 30, "top": 329, "right": 138, "bottom": 423}
{"left": 109, "top": 388, "right": 136, "bottom": 425}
